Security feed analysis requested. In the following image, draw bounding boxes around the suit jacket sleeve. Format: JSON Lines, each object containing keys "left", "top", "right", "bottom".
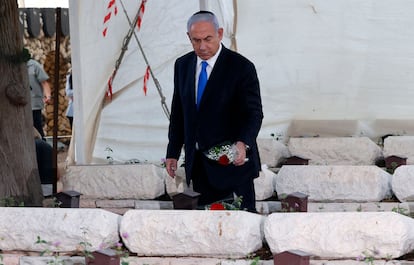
{"left": 166, "top": 60, "right": 185, "bottom": 159}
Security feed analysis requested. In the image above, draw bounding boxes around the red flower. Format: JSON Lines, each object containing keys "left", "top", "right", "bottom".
{"left": 210, "top": 203, "right": 226, "bottom": 210}
{"left": 218, "top": 155, "right": 230, "bottom": 165}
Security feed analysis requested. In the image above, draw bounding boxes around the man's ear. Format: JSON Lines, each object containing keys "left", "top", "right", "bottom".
{"left": 217, "top": 28, "right": 224, "bottom": 40}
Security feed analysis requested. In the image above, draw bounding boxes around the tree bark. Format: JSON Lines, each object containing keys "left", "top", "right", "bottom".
{"left": 0, "top": 0, "right": 44, "bottom": 206}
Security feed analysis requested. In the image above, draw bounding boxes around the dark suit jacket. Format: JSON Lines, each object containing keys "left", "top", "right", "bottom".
{"left": 167, "top": 45, "right": 263, "bottom": 190}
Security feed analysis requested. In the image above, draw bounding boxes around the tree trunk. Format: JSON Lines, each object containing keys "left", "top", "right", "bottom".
{"left": 0, "top": 0, "right": 44, "bottom": 206}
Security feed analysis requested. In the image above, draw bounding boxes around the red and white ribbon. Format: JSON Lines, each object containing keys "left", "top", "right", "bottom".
{"left": 143, "top": 66, "right": 150, "bottom": 95}
{"left": 137, "top": 0, "right": 147, "bottom": 30}
{"left": 102, "top": 0, "right": 118, "bottom": 37}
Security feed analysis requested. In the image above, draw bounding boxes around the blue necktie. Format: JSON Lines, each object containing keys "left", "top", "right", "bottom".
{"left": 197, "top": 61, "right": 208, "bottom": 108}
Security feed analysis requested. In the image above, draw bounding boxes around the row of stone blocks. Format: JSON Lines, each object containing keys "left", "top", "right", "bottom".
{"left": 61, "top": 162, "right": 414, "bottom": 205}
{"left": 259, "top": 136, "right": 414, "bottom": 167}
{"left": 2, "top": 207, "right": 414, "bottom": 263}
{"left": 61, "top": 136, "right": 414, "bottom": 205}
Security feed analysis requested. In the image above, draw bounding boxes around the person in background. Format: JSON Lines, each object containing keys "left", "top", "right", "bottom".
{"left": 33, "top": 127, "right": 54, "bottom": 196}
{"left": 65, "top": 71, "right": 73, "bottom": 129}
{"left": 27, "top": 50, "right": 51, "bottom": 139}
{"left": 165, "top": 11, "right": 263, "bottom": 212}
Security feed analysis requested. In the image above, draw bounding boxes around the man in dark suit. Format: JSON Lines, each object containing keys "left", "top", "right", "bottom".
{"left": 166, "top": 11, "right": 263, "bottom": 212}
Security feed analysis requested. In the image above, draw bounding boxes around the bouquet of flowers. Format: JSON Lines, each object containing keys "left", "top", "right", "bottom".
{"left": 207, "top": 196, "right": 243, "bottom": 210}
{"left": 203, "top": 142, "right": 238, "bottom": 165}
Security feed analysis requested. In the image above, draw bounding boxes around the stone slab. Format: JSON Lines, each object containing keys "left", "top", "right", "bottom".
{"left": 0, "top": 208, "right": 120, "bottom": 252}
{"left": 6, "top": 255, "right": 414, "bottom": 265}
{"left": 393, "top": 166, "right": 414, "bottom": 202}
{"left": 120, "top": 210, "right": 264, "bottom": 258}
{"left": 383, "top": 136, "right": 414, "bottom": 164}
{"left": 288, "top": 137, "right": 382, "bottom": 165}
{"left": 308, "top": 202, "right": 407, "bottom": 213}
{"left": 275, "top": 165, "right": 392, "bottom": 202}
{"left": 62, "top": 164, "right": 165, "bottom": 199}
{"left": 264, "top": 212, "right": 414, "bottom": 259}
{"left": 257, "top": 138, "right": 290, "bottom": 167}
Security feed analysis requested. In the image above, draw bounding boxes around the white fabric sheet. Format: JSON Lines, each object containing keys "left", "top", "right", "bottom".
{"left": 69, "top": 0, "right": 414, "bottom": 164}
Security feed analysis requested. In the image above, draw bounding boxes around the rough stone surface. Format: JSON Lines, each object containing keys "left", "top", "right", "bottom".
{"left": 165, "top": 166, "right": 188, "bottom": 197}
{"left": 392, "top": 165, "right": 414, "bottom": 202}
{"left": 256, "top": 201, "right": 282, "bottom": 215}
{"left": 0, "top": 208, "right": 120, "bottom": 252}
{"left": 288, "top": 137, "right": 382, "bottom": 165}
{"left": 96, "top": 199, "right": 135, "bottom": 208}
{"left": 165, "top": 164, "right": 276, "bottom": 201}
{"left": 275, "top": 165, "right": 392, "bottom": 202}
{"left": 257, "top": 138, "right": 290, "bottom": 167}
{"left": 134, "top": 200, "right": 174, "bottom": 210}
{"left": 383, "top": 136, "right": 414, "bottom": 164}
{"left": 264, "top": 212, "right": 414, "bottom": 259}
{"left": 62, "top": 164, "right": 165, "bottom": 199}
{"left": 6, "top": 255, "right": 414, "bottom": 265}
{"left": 120, "top": 210, "right": 264, "bottom": 258}
{"left": 254, "top": 165, "right": 276, "bottom": 200}
{"left": 310, "top": 259, "right": 414, "bottom": 265}
{"left": 308, "top": 202, "right": 405, "bottom": 213}
{"left": 20, "top": 256, "right": 86, "bottom": 265}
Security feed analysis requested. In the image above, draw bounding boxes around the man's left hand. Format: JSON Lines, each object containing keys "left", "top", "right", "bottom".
{"left": 233, "top": 141, "right": 248, "bottom": 166}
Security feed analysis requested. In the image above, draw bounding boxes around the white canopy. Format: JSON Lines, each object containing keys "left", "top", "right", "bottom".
{"left": 69, "top": 0, "right": 414, "bottom": 164}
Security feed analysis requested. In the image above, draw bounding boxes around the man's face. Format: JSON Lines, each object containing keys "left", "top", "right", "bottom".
{"left": 187, "top": 21, "right": 223, "bottom": 60}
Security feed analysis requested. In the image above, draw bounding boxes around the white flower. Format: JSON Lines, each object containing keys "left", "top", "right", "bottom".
{"left": 204, "top": 142, "right": 237, "bottom": 165}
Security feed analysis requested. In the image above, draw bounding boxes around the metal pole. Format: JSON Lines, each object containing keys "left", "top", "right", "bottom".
{"left": 52, "top": 7, "right": 62, "bottom": 195}
{"left": 119, "top": 0, "right": 170, "bottom": 119}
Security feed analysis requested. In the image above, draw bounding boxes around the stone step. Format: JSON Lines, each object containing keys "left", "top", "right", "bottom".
{"left": 2, "top": 208, "right": 414, "bottom": 264}
{"left": 12, "top": 256, "right": 414, "bottom": 265}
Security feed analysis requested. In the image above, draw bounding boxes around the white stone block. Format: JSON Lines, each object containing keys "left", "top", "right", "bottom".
{"left": 120, "top": 210, "right": 264, "bottom": 258}
{"left": 264, "top": 212, "right": 414, "bottom": 259}
{"left": 275, "top": 165, "right": 392, "bottom": 202}
{"left": 392, "top": 165, "right": 414, "bottom": 202}
{"left": 165, "top": 166, "right": 188, "bottom": 196}
{"left": 20, "top": 256, "right": 85, "bottom": 265}
{"left": 62, "top": 164, "right": 165, "bottom": 199}
{"left": 0, "top": 208, "right": 120, "bottom": 252}
{"left": 308, "top": 202, "right": 404, "bottom": 213}
{"left": 288, "top": 137, "right": 382, "bottom": 165}
{"left": 254, "top": 165, "right": 276, "bottom": 200}
{"left": 257, "top": 138, "right": 290, "bottom": 167}
{"left": 383, "top": 136, "right": 414, "bottom": 164}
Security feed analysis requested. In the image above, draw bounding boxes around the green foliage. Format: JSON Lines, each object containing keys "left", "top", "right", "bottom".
{"left": 77, "top": 228, "right": 94, "bottom": 259}
{"left": 51, "top": 197, "right": 62, "bottom": 208}
{"left": 386, "top": 161, "right": 399, "bottom": 174}
{"left": 357, "top": 248, "right": 392, "bottom": 265}
{"left": 392, "top": 206, "right": 409, "bottom": 216}
{"left": 0, "top": 197, "right": 24, "bottom": 207}
{"left": 207, "top": 196, "right": 244, "bottom": 210}
{"left": 0, "top": 48, "right": 31, "bottom": 64}
{"left": 249, "top": 256, "right": 260, "bottom": 265}
{"left": 35, "top": 236, "right": 64, "bottom": 265}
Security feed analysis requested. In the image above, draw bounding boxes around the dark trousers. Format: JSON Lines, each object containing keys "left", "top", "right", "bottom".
{"left": 191, "top": 151, "right": 257, "bottom": 212}
{"left": 32, "top": 109, "right": 44, "bottom": 138}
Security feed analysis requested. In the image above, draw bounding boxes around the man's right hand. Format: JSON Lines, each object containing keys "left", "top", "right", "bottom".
{"left": 166, "top": 158, "right": 178, "bottom": 178}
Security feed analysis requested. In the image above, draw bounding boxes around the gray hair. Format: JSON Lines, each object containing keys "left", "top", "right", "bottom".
{"left": 187, "top": 11, "right": 220, "bottom": 32}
